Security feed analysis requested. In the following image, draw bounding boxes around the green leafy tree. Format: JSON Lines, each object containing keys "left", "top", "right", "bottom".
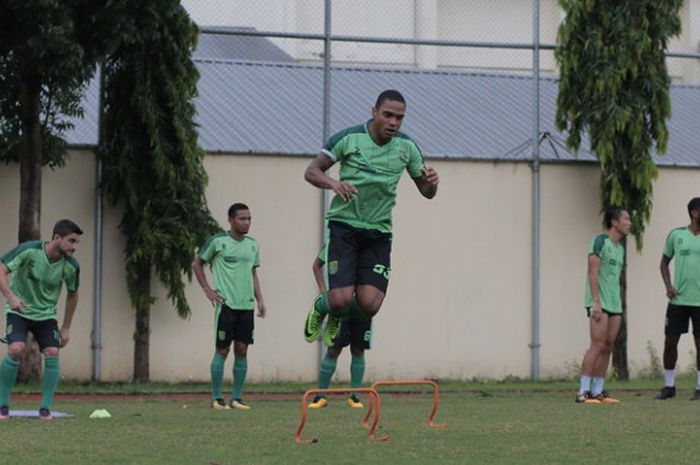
{"left": 556, "top": 0, "right": 682, "bottom": 379}
{"left": 99, "top": 0, "right": 219, "bottom": 381}
{"left": 0, "top": 0, "right": 124, "bottom": 381}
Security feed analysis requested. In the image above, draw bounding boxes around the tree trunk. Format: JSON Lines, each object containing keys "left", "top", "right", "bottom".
{"left": 612, "top": 237, "right": 629, "bottom": 380}
{"left": 17, "top": 77, "right": 43, "bottom": 383}
{"left": 133, "top": 262, "right": 151, "bottom": 382}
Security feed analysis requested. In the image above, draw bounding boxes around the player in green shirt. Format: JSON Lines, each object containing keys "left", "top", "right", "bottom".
{"left": 303, "top": 90, "right": 439, "bottom": 346}
{"left": 576, "top": 206, "right": 630, "bottom": 404}
{"left": 308, "top": 242, "right": 371, "bottom": 409}
{"left": 655, "top": 197, "right": 700, "bottom": 401}
{"left": 0, "top": 219, "right": 83, "bottom": 421}
{"left": 193, "top": 203, "right": 266, "bottom": 410}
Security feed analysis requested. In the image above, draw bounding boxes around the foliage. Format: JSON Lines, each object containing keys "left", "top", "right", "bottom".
{"left": 0, "top": 0, "right": 123, "bottom": 168}
{"left": 555, "top": 0, "right": 682, "bottom": 249}
{"left": 99, "top": 0, "right": 219, "bottom": 319}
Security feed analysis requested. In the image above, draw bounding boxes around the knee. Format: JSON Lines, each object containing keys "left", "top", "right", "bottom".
{"left": 328, "top": 293, "right": 353, "bottom": 313}
{"left": 359, "top": 305, "right": 379, "bottom": 318}
{"left": 233, "top": 344, "right": 248, "bottom": 357}
{"left": 350, "top": 347, "right": 364, "bottom": 358}
{"left": 43, "top": 347, "right": 59, "bottom": 357}
{"left": 216, "top": 347, "right": 230, "bottom": 357}
{"left": 7, "top": 342, "right": 25, "bottom": 359}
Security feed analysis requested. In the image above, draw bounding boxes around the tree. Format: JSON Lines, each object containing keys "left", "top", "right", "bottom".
{"left": 555, "top": 0, "right": 682, "bottom": 379}
{"left": 0, "top": 0, "right": 124, "bottom": 381}
{"left": 99, "top": 0, "right": 219, "bottom": 381}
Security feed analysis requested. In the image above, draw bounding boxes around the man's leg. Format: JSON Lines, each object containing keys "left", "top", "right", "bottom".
{"left": 655, "top": 304, "right": 687, "bottom": 399}
{"left": 231, "top": 341, "right": 249, "bottom": 409}
{"left": 305, "top": 221, "right": 360, "bottom": 342}
{"left": 210, "top": 349, "right": 228, "bottom": 407}
{"left": 348, "top": 347, "right": 366, "bottom": 409}
{"left": 0, "top": 343, "right": 23, "bottom": 420}
{"left": 309, "top": 347, "right": 341, "bottom": 409}
{"left": 591, "top": 315, "right": 622, "bottom": 403}
{"left": 230, "top": 311, "right": 254, "bottom": 410}
{"left": 40, "top": 348, "right": 60, "bottom": 418}
{"left": 576, "top": 312, "right": 609, "bottom": 403}
{"left": 691, "top": 335, "right": 700, "bottom": 400}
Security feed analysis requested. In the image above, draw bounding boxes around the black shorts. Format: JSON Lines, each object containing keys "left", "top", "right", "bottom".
{"left": 585, "top": 308, "right": 622, "bottom": 318}
{"left": 326, "top": 220, "right": 392, "bottom": 294}
{"left": 5, "top": 313, "right": 60, "bottom": 350}
{"left": 331, "top": 317, "right": 372, "bottom": 351}
{"left": 215, "top": 306, "right": 254, "bottom": 348}
{"left": 664, "top": 304, "right": 700, "bottom": 336}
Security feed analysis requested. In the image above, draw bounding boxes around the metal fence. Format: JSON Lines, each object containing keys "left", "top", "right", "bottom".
{"left": 180, "top": 0, "right": 700, "bottom": 379}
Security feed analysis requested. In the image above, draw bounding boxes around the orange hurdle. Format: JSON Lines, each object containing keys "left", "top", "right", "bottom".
{"left": 364, "top": 380, "right": 447, "bottom": 429}
{"left": 295, "top": 388, "right": 390, "bottom": 443}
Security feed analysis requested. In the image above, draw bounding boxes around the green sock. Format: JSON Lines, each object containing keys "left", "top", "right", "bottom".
{"left": 210, "top": 353, "right": 226, "bottom": 400}
{"left": 315, "top": 293, "right": 360, "bottom": 318}
{"left": 318, "top": 355, "right": 338, "bottom": 391}
{"left": 232, "top": 356, "right": 247, "bottom": 400}
{"left": 41, "top": 356, "right": 60, "bottom": 409}
{"left": 350, "top": 354, "right": 365, "bottom": 388}
{"left": 0, "top": 355, "right": 19, "bottom": 407}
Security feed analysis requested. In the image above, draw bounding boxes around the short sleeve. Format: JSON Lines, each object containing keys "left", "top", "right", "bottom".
{"left": 64, "top": 260, "right": 80, "bottom": 293}
{"left": 663, "top": 230, "right": 676, "bottom": 258}
{"left": 322, "top": 131, "right": 348, "bottom": 162}
{"left": 198, "top": 236, "right": 218, "bottom": 263}
{"left": 1, "top": 245, "right": 26, "bottom": 272}
{"left": 407, "top": 142, "right": 425, "bottom": 178}
{"left": 254, "top": 243, "right": 261, "bottom": 267}
{"left": 588, "top": 235, "right": 606, "bottom": 257}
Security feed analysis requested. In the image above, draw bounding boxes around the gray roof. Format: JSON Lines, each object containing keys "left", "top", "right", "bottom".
{"left": 193, "top": 28, "right": 294, "bottom": 62}
{"left": 65, "top": 57, "right": 700, "bottom": 167}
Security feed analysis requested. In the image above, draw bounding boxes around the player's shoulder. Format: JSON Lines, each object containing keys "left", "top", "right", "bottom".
{"left": 243, "top": 235, "right": 259, "bottom": 246}
{"left": 64, "top": 256, "right": 80, "bottom": 272}
{"left": 394, "top": 130, "right": 419, "bottom": 146}
{"left": 199, "top": 231, "right": 227, "bottom": 250}
{"left": 668, "top": 226, "right": 687, "bottom": 236}
{"left": 327, "top": 123, "right": 367, "bottom": 146}
{"left": 1, "top": 240, "right": 43, "bottom": 261}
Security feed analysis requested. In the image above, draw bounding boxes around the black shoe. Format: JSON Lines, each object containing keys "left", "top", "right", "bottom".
{"left": 38, "top": 407, "right": 53, "bottom": 420}
{"left": 0, "top": 405, "right": 9, "bottom": 420}
{"left": 575, "top": 391, "right": 601, "bottom": 404}
{"left": 654, "top": 386, "right": 676, "bottom": 400}
{"left": 690, "top": 389, "right": 700, "bottom": 401}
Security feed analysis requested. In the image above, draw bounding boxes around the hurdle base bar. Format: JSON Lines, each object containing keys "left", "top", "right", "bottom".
{"left": 295, "top": 388, "right": 390, "bottom": 444}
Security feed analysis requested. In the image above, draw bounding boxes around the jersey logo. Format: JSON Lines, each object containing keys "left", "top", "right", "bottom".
{"left": 218, "top": 330, "right": 226, "bottom": 341}
{"left": 224, "top": 256, "right": 239, "bottom": 263}
{"left": 6, "top": 324, "right": 12, "bottom": 336}
{"left": 399, "top": 150, "right": 409, "bottom": 164}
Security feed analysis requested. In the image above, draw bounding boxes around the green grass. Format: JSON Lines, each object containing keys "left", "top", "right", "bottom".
{"left": 3, "top": 386, "right": 700, "bottom": 465}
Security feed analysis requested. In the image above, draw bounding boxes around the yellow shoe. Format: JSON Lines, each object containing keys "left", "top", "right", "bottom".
{"left": 347, "top": 395, "right": 364, "bottom": 409}
{"left": 308, "top": 396, "right": 328, "bottom": 409}
{"left": 229, "top": 399, "right": 251, "bottom": 410}
{"left": 211, "top": 398, "right": 230, "bottom": 410}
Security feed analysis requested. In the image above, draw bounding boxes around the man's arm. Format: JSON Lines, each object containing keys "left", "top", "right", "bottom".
{"left": 588, "top": 254, "right": 603, "bottom": 321}
{"left": 252, "top": 267, "right": 266, "bottom": 318}
{"left": 192, "top": 257, "right": 224, "bottom": 306}
{"left": 0, "top": 262, "right": 24, "bottom": 311}
{"left": 59, "top": 291, "right": 79, "bottom": 348}
{"left": 660, "top": 255, "right": 678, "bottom": 299}
{"left": 312, "top": 258, "right": 326, "bottom": 293}
{"left": 412, "top": 166, "right": 439, "bottom": 199}
{"left": 304, "top": 153, "right": 357, "bottom": 202}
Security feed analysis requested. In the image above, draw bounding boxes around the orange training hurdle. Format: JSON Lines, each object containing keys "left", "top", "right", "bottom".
{"left": 295, "top": 388, "right": 389, "bottom": 444}
{"left": 364, "top": 379, "right": 447, "bottom": 429}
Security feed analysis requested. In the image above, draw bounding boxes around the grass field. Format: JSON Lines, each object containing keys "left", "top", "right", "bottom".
{"left": 3, "top": 380, "right": 700, "bottom": 465}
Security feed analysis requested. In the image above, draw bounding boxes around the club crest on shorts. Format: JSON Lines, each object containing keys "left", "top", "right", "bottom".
{"left": 328, "top": 260, "right": 338, "bottom": 275}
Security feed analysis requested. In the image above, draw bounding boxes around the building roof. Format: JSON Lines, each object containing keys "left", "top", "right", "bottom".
{"left": 65, "top": 55, "right": 700, "bottom": 168}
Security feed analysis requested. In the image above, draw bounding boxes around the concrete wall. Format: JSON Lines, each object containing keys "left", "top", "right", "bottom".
{"left": 1, "top": 152, "right": 699, "bottom": 381}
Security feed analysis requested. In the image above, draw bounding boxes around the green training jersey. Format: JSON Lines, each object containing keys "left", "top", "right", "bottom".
{"left": 663, "top": 226, "right": 700, "bottom": 306}
{"left": 323, "top": 120, "right": 425, "bottom": 233}
{"left": 198, "top": 232, "right": 260, "bottom": 310}
{"left": 1, "top": 240, "right": 80, "bottom": 321}
{"left": 584, "top": 234, "right": 624, "bottom": 313}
